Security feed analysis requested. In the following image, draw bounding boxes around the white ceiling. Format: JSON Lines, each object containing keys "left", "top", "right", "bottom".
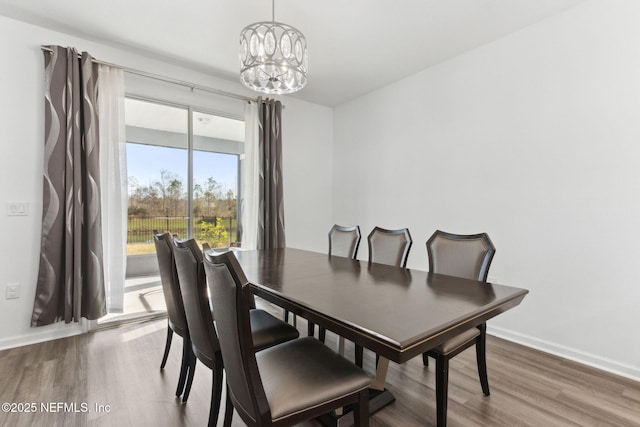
{"left": 0, "top": 0, "right": 585, "bottom": 107}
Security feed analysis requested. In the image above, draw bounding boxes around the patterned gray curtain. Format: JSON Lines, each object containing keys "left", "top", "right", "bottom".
{"left": 32, "top": 46, "right": 106, "bottom": 326}
{"left": 257, "top": 99, "right": 286, "bottom": 249}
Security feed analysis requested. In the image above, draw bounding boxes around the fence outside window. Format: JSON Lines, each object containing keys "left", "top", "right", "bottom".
{"left": 127, "top": 216, "right": 238, "bottom": 255}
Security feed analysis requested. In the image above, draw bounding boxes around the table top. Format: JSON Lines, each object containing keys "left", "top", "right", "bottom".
{"left": 235, "top": 248, "right": 528, "bottom": 364}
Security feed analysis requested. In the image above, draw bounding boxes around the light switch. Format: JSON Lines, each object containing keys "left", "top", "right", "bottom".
{"left": 7, "top": 201, "right": 28, "bottom": 216}
{"left": 6, "top": 284, "right": 19, "bottom": 299}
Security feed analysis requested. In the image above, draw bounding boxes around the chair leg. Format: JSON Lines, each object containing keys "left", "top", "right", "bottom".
{"left": 176, "top": 338, "right": 191, "bottom": 397}
{"left": 181, "top": 346, "right": 197, "bottom": 402}
{"left": 355, "top": 344, "right": 364, "bottom": 368}
{"left": 435, "top": 356, "right": 449, "bottom": 427}
{"left": 476, "top": 324, "right": 490, "bottom": 396}
{"left": 223, "top": 385, "right": 234, "bottom": 427}
{"left": 160, "top": 325, "right": 173, "bottom": 369}
{"left": 422, "top": 352, "right": 429, "bottom": 367}
{"left": 308, "top": 321, "right": 315, "bottom": 338}
{"left": 338, "top": 336, "right": 346, "bottom": 356}
{"left": 318, "top": 326, "right": 326, "bottom": 343}
{"left": 208, "top": 357, "right": 224, "bottom": 427}
{"left": 283, "top": 309, "right": 289, "bottom": 322}
{"left": 353, "top": 389, "right": 369, "bottom": 427}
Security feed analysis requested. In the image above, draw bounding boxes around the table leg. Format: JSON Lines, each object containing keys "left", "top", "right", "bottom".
{"left": 317, "top": 356, "right": 395, "bottom": 427}
{"left": 370, "top": 357, "right": 389, "bottom": 391}
{"left": 318, "top": 388, "right": 395, "bottom": 427}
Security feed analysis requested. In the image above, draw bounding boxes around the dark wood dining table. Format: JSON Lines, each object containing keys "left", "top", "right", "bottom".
{"left": 234, "top": 248, "right": 529, "bottom": 426}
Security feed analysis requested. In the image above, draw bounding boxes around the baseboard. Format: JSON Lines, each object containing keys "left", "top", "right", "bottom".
{"left": 0, "top": 322, "right": 86, "bottom": 352}
{"left": 488, "top": 325, "right": 640, "bottom": 382}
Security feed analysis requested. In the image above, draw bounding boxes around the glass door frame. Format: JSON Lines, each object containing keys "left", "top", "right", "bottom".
{"left": 91, "top": 94, "right": 244, "bottom": 330}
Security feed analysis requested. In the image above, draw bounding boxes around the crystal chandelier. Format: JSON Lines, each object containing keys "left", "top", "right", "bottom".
{"left": 239, "top": 0, "right": 308, "bottom": 94}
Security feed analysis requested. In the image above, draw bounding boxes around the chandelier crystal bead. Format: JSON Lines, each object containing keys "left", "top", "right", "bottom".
{"left": 239, "top": 12, "right": 307, "bottom": 94}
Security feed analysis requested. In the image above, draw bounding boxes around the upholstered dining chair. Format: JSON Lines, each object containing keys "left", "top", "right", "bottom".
{"left": 329, "top": 224, "right": 362, "bottom": 258}
{"left": 354, "top": 226, "right": 413, "bottom": 367}
{"left": 310, "top": 224, "right": 362, "bottom": 343}
{"left": 173, "top": 239, "right": 299, "bottom": 427}
{"left": 423, "top": 229, "right": 496, "bottom": 427}
{"left": 203, "top": 250, "right": 371, "bottom": 427}
{"left": 153, "top": 231, "right": 193, "bottom": 401}
{"left": 367, "top": 226, "right": 412, "bottom": 268}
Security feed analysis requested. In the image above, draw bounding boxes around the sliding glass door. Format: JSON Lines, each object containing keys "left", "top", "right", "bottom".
{"left": 191, "top": 110, "right": 243, "bottom": 249}
{"left": 98, "top": 97, "right": 243, "bottom": 324}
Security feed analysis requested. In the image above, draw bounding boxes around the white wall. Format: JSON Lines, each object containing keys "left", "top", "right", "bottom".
{"left": 281, "top": 98, "right": 334, "bottom": 252}
{"left": 0, "top": 15, "right": 332, "bottom": 349}
{"left": 333, "top": 0, "right": 640, "bottom": 380}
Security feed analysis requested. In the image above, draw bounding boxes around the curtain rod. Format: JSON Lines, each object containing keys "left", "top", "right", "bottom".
{"left": 41, "top": 45, "right": 260, "bottom": 104}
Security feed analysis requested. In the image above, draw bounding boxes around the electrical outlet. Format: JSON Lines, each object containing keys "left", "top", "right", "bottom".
{"left": 6, "top": 284, "right": 19, "bottom": 299}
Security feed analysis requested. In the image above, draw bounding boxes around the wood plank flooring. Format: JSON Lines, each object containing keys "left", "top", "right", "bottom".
{"left": 1, "top": 305, "right": 639, "bottom": 427}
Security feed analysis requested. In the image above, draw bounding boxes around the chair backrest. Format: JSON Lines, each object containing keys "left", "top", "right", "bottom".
{"left": 328, "top": 224, "right": 361, "bottom": 259}
{"left": 367, "top": 226, "right": 412, "bottom": 268}
{"left": 173, "top": 238, "right": 220, "bottom": 365}
{"left": 153, "top": 231, "right": 188, "bottom": 336}
{"left": 426, "top": 230, "right": 496, "bottom": 282}
{"left": 203, "top": 250, "right": 270, "bottom": 425}
{"left": 203, "top": 243, "right": 257, "bottom": 310}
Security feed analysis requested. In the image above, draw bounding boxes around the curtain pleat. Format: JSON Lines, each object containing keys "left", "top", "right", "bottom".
{"left": 32, "top": 46, "right": 106, "bottom": 326}
{"left": 257, "top": 99, "right": 286, "bottom": 249}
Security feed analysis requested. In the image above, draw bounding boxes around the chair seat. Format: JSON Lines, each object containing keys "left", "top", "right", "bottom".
{"left": 430, "top": 327, "right": 480, "bottom": 355}
{"left": 256, "top": 337, "right": 371, "bottom": 421}
{"left": 249, "top": 308, "right": 300, "bottom": 351}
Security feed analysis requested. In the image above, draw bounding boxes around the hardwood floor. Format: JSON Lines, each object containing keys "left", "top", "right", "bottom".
{"left": 1, "top": 307, "right": 639, "bottom": 427}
